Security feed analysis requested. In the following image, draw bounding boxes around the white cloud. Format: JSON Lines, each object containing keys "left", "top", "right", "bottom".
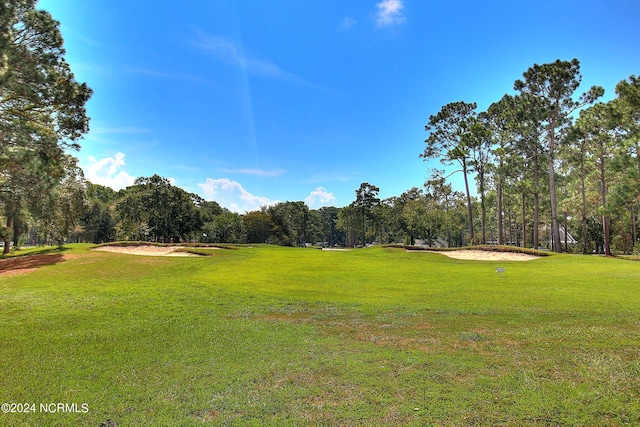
{"left": 375, "top": 0, "right": 406, "bottom": 27}
{"left": 83, "top": 152, "right": 136, "bottom": 190}
{"left": 305, "top": 187, "right": 337, "bottom": 208}
{"left": 197, "top": 178, "right": 278, "bottom": 213}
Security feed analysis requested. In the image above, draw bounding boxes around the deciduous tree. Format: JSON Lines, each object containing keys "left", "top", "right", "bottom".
{"left": 115, "top": 175, "right": 201, "bottom": 242}
{"left": 243, "top": 210, "right": 273, "bottom": 243}
{"left": 39, "top": 160, "right": 87, "bottom": 247}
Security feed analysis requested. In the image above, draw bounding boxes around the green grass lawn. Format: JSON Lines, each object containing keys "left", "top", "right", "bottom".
{"left": 1, "top": 244, "right": 639, "bottom": 426}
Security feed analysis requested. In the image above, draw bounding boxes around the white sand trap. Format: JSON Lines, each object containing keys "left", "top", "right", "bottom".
{"left": 93, "top": 245, "right": 198, "bottom": 257}
{"left": 411, "top": 249, "right": 540, "bottom": 261}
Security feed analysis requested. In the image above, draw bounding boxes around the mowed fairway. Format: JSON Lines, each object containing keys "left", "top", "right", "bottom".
{"left": 1, "top": 245, "right": 640, "bottom": 426}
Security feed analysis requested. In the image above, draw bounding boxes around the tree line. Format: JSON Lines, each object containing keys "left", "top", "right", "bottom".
{"left": 422, "top": 59, "right": 639, "bottom": 255}
{"left": 55, "top": 177, "right": 471, "bottom": 248}
{"left": 1, "top": 2, "right": 638, "bottom": 254}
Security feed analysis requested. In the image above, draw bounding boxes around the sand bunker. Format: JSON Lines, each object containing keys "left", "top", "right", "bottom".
{"left": 93, "top": 245, "right": 198, "bottom": 257}
{"left": 413, "top": 249, "right": 540, "bottom": 261}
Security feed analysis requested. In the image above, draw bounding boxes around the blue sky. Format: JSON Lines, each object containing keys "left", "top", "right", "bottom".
{"left": 39, "top": 0, "right": 640, "bottom": 212}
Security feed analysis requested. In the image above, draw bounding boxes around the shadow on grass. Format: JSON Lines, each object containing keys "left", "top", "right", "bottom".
{"left": 1, "top": 246, "right": 69, "bottom": 258}
{"left": 0, "top": 249, "right": 70, "bottom": 275}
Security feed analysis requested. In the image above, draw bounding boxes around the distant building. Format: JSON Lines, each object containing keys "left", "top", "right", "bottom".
{"left": 415, "top": 238, "right": 448, "bottom": 248}
{"left": 558, "top": 226, "right": 577, "bottom": 244}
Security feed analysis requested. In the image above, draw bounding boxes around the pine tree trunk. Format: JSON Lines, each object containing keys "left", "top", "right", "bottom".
{"left": 507, "top": 209, "right": 513, "bottom": 246}
{"left": 564, "top": 213, "right": 569, "bottom": 252}
{"left": 360, "top": 205, "right": 365, "bottom": 246}
{"left": 497, "top": 181, "right": 504, "bottom": 245}
{"left": 581, "top": 168, "right": 588, "bottom": 254}
{"left": 631, "top": 206, "right": 637, "bottom": 251}
{"left": 480, "top": 174, "right": 486, "bottom": 245}
{"left": 633, "top": 205, "right": 638, "bottom": 248}
{"left": 533, "top": 151, "right": 540, "bottom": 249}
{"left": 521, "top": 193, "right": 526, "bottom": 248}
{"left": 548, "top": 121, "right": 562, "bottom": 253}
{"left": 3, "top": 217, "right": 12, "bottom": 255}
{"left": 533, "top": 192, "right": 540, "bottom": 249}
{"left": 462, "top": 162, "right": 474, "bottom": 244}
{"left": 600, "top": 155, "right": 611, "bottom": 256}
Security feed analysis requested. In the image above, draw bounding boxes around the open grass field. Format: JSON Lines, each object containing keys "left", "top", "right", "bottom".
{"left": 1, "top": 244, "right": 639, "bottom": 426}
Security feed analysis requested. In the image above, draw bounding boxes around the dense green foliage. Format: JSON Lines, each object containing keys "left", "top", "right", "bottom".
{"left": 0, "top": 0, "right": 92, "bottom": 252}
{"left": 1, "top": 245, "right": 639, "bottom": 425}
{"left": 417, "top": 62, "right": 639, "bottom": 254}
{"left": 421, "top": 101, "right": 479, "bottom": 243}
{"left": 69, "top": 178, "right": 469, "bottom": 248}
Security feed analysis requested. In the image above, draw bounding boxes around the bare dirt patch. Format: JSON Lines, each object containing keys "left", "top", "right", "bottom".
{"left": 0, "top": 253, "right": 80, "bottom": 276}
{"left": 92, "top": 245, "right": 201, "bottom": 257}
{"left": 410, "top": 249, "right": 540, "bottom": 261}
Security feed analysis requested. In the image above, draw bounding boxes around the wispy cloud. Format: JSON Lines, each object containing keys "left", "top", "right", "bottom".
{"left": 82, "top": 152, "right": 136, "bottom": 190}
{"left": 305, "top": 187, "right": 337, "bottom": 208}
{"left": 339, "top": 17, "right": 358, "bottom": 30}
{"left": 304, "top": 171, "right": 356, "bottom": 184}
{"left": 375, "top": 0, "right": 406, "bottom": 27}
{"left": 195, "top": 31, "right": 330, "bottom": 91}
{"left": 59, "top": 25, "right": 108, "bottom": 49}
{"left": 198, "top": 178, "right": 279, "bottom": 213}
{"left": 174, "top": 164, "right": 201, "bottom": 172}
{"left": 220, "top": 168, "right": 285, "bottom": 177}
{"left": 124, "top": 67, "right": 220, "bottom": 87}
{"left": 91, "top": 127, "right": 151, "bottom": 135}
{"left": 196, "top": 33, "right": 286, "bottom": 79}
